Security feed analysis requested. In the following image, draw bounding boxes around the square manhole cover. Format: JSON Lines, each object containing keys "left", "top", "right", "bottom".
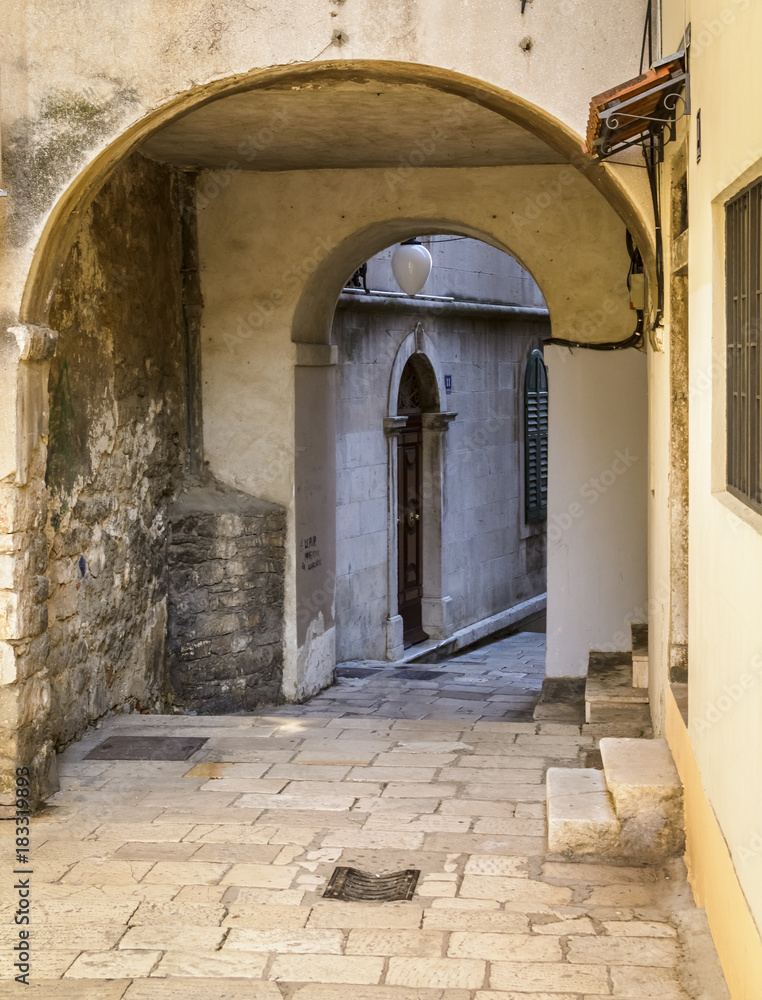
{"left": 323, "top": 867, "right": 420, "bottom": 902}
{"left": 85, "top": 736, "right": 208, "bottom": 761}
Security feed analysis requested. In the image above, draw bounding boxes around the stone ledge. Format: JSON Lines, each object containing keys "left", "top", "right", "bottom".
{"left": 10, "top": 323, "right": 59, "bottom": 361}
{"left": 631, "top": 622, "right": 649, "bottom": 689}
{"left": 170, "top": 482, "right": 284, "bottom": 518}
{"left": 547, "top": 767, "right": 619, "bottom": 855}
{"left": 600, "top": 737, "right": 685, "bottom": 858}
{"left": 585, "top": 654, "right": 649, "bottom": 723}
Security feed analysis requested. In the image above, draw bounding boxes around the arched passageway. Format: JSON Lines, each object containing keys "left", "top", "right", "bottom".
{"left": 291, "top": 215, "right": 645, "bottom": 697}
{"left": 6, "top": 63, "right": 648, "bottom": 803}
{"left": 327, "top": 236, "right": 550, "bottom": 667}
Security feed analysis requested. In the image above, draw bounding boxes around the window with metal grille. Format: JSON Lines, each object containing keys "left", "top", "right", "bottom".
{"left": 726, "top": 180, "right": 762, "bottom": 514}
{"left": 524, "top": 349, "right": 549, "bottom": 522}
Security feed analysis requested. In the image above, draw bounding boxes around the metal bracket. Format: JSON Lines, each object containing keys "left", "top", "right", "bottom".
{"left": 594, "top": 70, "right": 690, "bottom": 160}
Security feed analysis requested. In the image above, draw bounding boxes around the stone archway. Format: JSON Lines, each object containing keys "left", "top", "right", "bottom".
{"left": 3, "top": 62, "right": 651, "bottom": 807}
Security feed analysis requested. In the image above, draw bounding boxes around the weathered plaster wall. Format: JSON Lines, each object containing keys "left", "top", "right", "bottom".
{"left": 333, "top": 301, "right": 548, "bottom": 662}
{"left": 42, "top": 153, "right": 186, "bottom": 745}
{"left": 647, "top": 121, "right": 691, "bottom": 739}
{"left": 545, "top": 346, "right": 648, "bottom": 677}
{"left": 648, "top": 328, "right": 672, "bottom": 733}
{"left": 1, "top": 0, "right": 646, "bottom": 276}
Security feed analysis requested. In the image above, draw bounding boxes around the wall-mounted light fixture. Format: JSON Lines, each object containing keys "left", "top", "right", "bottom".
{"left": 391, "top": 238, "right": 433, "bottom": 296}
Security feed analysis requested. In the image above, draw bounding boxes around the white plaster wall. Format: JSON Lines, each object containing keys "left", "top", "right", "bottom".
{"left": 545, "top": 346, "right": 648, "bottom": 677}
{"left": 196, "top": 171, "right": 300, "bottom": 694}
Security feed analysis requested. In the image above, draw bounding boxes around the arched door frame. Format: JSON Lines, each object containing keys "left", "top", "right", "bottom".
{"left": 383, "top": 325, "right": 456, "bottom": 659}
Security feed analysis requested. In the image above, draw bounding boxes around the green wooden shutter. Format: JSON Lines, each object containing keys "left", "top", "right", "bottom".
{"left": 525, "top": 349, "right": 549, "bottom": 522}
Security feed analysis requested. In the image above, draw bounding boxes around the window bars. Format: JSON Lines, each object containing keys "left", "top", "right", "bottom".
{"left": 726, "top": 179, "right": 762, "bottom": 514}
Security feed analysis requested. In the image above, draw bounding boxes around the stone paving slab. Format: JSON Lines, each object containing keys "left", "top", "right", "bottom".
{"left": 10, "top": 631, "right": 724, "bottom": 999}
{"left": 0, "top": 984, "right": 132, "bottom": 999}
{"left": 124, "top": 982, "right": 282, "bottom": 999}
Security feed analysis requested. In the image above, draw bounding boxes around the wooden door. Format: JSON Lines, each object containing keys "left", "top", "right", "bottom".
{"left": 398, "top": 416, "right": 428, "bottom": 647}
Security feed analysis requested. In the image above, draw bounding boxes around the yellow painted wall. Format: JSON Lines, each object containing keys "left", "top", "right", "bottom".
{"left": 659, "top": 0, "right": 762, "bottom": 981}
{"left": 667, "top": 688, "right": 762, "bottom": 999}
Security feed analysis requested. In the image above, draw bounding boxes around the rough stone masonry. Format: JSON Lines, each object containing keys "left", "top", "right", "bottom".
{"left": 167, "top": 479, "right": 286, "bottom": 713}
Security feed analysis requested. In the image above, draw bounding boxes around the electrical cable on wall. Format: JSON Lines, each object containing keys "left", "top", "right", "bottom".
{"left": 643, "top": 132, "right": 664, "bottom": 329}
{"left": 546, "top": 233, "right": 645, "bottom": 352}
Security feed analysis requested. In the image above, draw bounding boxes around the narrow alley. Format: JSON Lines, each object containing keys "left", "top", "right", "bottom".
{"left": 1, "top": 632, "right": 727, "bottom": 998}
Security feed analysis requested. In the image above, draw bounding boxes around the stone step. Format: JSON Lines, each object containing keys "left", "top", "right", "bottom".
{"left": 532, "top": 676, "right": 586, "bottom": 723}
{"left": 600, "top": 737, "right": 685, "bottom": 858}
{"left": 546, "top": 767, "right": 619, "bottom": 855}
{"left": 584, "top": 653, "right": 649, "bottom": 723}
{"left": 631, "top": 622, "right": 649, "bottom": 688}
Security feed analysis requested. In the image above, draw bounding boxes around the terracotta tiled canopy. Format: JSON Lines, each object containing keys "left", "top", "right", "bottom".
{"left": 585, "top": 53, "right": 688, "bottom": 159}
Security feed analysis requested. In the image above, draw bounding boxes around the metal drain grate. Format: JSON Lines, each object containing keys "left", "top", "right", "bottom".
{"left": 323, "top": 867, "right": 420, "bottom": 901}
{"left": 85, "top": 736, "right": 208, "bottom": 761}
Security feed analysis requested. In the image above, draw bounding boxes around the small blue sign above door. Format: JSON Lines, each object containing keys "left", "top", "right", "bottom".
{"left": 444, "top": 374, "right": 452, "bottom": 394}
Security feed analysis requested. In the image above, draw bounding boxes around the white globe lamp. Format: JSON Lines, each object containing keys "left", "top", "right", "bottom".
{"left": 391, "top": 238, "right": 433, "bottom": 296}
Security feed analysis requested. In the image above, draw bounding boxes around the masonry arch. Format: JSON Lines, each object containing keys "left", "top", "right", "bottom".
{"left": 289, "top": 185, "right": 646, "bottom": 682}
{"left": 388, "top": 328, "right": 444, "bottom": 419}
{"left": 18, "top": 60, "right": 654, "bottom": 329}
{"left": 7, "top": 62, "right": 650, "bottom": 804}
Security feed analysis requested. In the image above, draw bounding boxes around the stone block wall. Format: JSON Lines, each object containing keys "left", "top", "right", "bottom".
{"left": 333, "top": 300, "right": 549, "bottom": 663}
{"left": 39, "top": 152, "right": 187, "bottom": 756}
{"left": 167, "top": 481, "right": 286, "bottom": 713}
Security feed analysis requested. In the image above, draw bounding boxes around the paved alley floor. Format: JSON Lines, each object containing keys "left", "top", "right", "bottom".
{"left": 1, "top": 632, "right": 727, "bottom": 999}
{"left": 304, "top": 630, "right": 547, "bottom": 722}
